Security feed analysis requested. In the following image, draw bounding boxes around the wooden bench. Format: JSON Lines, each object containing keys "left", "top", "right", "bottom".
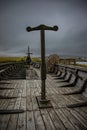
{"left": 0, "top": 62, "right": 26, "bottom": 80}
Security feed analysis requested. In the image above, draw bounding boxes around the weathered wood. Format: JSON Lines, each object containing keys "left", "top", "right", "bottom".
{"left": 34, "top": 110, "right": 45, "bottom": 130}
{"left": 55, "top": 109, "right": 75, "bottom": 129}
{"left": 40, "top": 109, "right": 56, "bottom": 130}
{"left": 0, "top": 109, "right": 25, "bottom": 114}
{"left": 6, "top": 81, "right": 23, "bottom": 130}
{"left": 67, "top": 102, "right": 87, "bottom": 108}
{"left": 69, "top": 109, "right": 87, "bottom": 128}
{"left": 62, "top": 108, "right": 86, "bottom": 129}
{"left": 27, "top": 111, "right": 36, "bottom": 130}
{"left": 47, "top": 108, "right": 66, "bottom": 129}
{"left": 0, "top": 67, "right": 87, "bottom": 130}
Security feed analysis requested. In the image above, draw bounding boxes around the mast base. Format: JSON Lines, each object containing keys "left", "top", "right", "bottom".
{"left": 36, "top": 96, "right": 53, "bottom": 109}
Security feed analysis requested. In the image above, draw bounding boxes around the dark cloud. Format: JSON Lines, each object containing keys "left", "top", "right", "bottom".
{"left": 0, "top": 0, "right": 87, "bottom": 57}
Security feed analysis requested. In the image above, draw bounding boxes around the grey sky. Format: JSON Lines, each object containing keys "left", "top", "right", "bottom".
{"left": 0, "top": 0, "right": 87, "bottom": 57}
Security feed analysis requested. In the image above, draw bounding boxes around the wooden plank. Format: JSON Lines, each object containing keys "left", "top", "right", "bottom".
{"left": 35, "top": 80, "right": 41, "bottom": 95}
{"left": 16, "top": 80, "right": 26, "bottom": 130}
{"left": 16, "top": 112, "right": 26, "bottom": 130}
{"left": 55, "top": 109, "right": 76, "bottom": 129}
{"left": 0, "top": 82, "right": 19, "bottom": 130}
{"left": 27, "top": 111, "right": 36, "bottom": 130}
{"left": 62, "top": 108, "right": 86, "bottom": 130}
{"left": 70, "top": 94, "right": 87, "bottom": 102}
{"left": 26, "top": 80, "right": 32, "bottom": 111}
{"left": 70, "top": 109, "right": 87, "bottom": 128}
{"left": 40, "top": 109, "right": 56, "bottom": 130}
{"left": 31, "top": 81, "right": 39, "bottom": 110}
{"left": 80, "top": 107, "right": 87, "bottom": 114}
{"left": 6, "top": 80, "right": 25, "bottom": 130}
{"left": 6, "top": 96, "right": 22, "bottom": 130}
{"left": 21, "top": 80, "right": 26, "bottom": 97}
{"left": 34, "top": 110, "right": 45, "bottom": 130}
{"left": 0, "top": 114, "right": 10, "bottom": 130}
{"left": 47, "top": 108, "right": 66, "bottom": 129}
{"left": 0, "top": 80, "right": 22, "bottom": 130}
{"left": 74, "top": 107, "right": 87, "bottom": 120}
{"left": 0, "top": 81, "right": 17, "bottom": 111}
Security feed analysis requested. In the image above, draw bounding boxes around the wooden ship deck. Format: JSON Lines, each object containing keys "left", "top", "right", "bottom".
{"left": 0, "top": 63, "right": 87, "bottom": 130}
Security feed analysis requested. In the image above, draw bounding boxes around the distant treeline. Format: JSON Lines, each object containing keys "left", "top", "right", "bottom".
{"left": 0, "top": 57, "right": 26, "bottom": 63}
{"left": 0, "top": 57, "right": 41, "bottom": 63}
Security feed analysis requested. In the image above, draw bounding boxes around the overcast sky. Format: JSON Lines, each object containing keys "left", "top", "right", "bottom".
{"left": 0, "top": 0, "right": 87, "bottom": 57}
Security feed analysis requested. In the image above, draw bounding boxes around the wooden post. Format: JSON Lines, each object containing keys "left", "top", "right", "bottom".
{"left": 26, "top": 24, "right": 58, "bottom": 108}
{"left": 41, "top": 30, "right": 46, "bottom": 100}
